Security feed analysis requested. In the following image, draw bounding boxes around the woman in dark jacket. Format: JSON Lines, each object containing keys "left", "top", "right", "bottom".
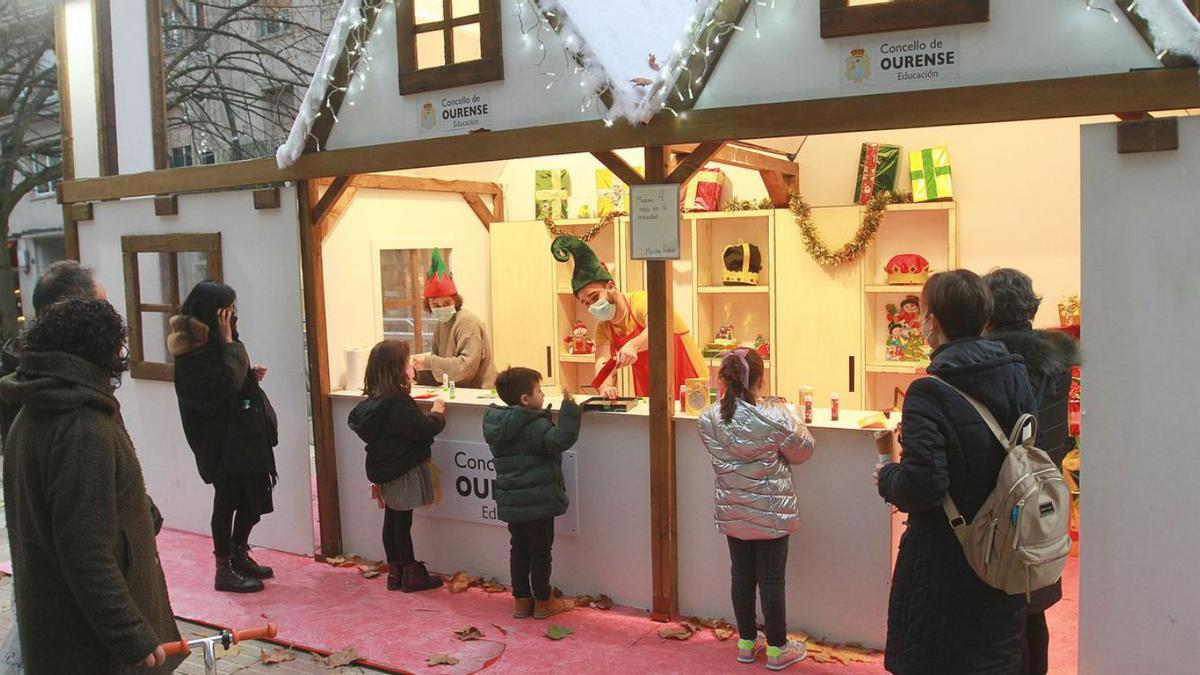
{"left": 876, "top": 270, "right": 1036, "bottom": 675}
{"left": 170, "top": 281, "right": 278, "bottom": 594}
{"left": 1, "top": 299, "right": 184, "bottom": 673}
{"left": 348, "top": 339, "right": 446, "bottom": 592}
{"left": 984, "top": 268, "right": 1080, "bottom": 675}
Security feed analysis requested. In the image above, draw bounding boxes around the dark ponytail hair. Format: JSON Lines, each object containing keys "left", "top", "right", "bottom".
{"left": 718, "top": 348, "right": 765, "bottom": 424}
{"left": 181, "top": 281, "right": 237, "bottom": 344}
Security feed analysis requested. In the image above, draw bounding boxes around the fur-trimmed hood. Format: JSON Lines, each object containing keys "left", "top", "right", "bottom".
{"left": 167, "top": 316, "right": 209, "bottom": 357}
{"left": 986, "top": 321, "right": 1080, "bottom": 381}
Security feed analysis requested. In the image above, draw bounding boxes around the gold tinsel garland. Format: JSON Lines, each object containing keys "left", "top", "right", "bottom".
{"left": 543, "top": 211, "right": 623, "bottom": 242}
{"left": 790, "top": 190, "right": 910, "bottom": 267}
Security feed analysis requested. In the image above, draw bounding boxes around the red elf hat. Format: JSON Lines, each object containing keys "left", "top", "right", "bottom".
{"left": 423, "top": 248, "right": 458, "bottom": 298}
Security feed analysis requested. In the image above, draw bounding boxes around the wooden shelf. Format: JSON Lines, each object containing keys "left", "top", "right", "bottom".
{"left": 866, "top": 360, "right": 929, "bottom": 374}
{"left": 560, "top": 354, "right": 594, "bottom": 364}
{"left": 686, "top": 209, "right": 775, "bottom": 220}
{"left": 557, "top": 288, "right": 576, "bottom": 295}
{"left": 865, "top": 284, "right": 924, "bottom": 294}
{"left": 697, "top": 286, "right": 770, "bottom": 294}
{"left": 885, "top": 201, "right": 955, "bottom": 212}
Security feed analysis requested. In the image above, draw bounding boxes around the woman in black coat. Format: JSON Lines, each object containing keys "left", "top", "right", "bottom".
{"left": 170, "top": 281, "right": 278, "bottom": 594}
{"left": 876, "top": 270, "right": 1036, "bottom": 674}
{"left": 984, "top": 268, "right": 1080, "bottom": 675}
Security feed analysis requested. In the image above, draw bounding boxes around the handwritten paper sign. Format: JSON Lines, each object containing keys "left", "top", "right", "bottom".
{"left": 630, "top": 184, "right": 682, "bottom": 260}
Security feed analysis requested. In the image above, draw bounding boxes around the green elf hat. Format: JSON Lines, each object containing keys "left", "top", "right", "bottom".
{"left": 551, "top": 235, "right": 613, "bottom": 295}
{"left": 423, "top": 248, "right": 458, "bottom": 298}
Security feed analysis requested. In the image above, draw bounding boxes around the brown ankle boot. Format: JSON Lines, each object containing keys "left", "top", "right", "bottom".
{"left": 400, "top": 561, "right": 443, "bottom": 593}
{"left": 513, "top": 598, "right": 534, "bottom": 619}
{"left": 533, "top": 596, "right": 571, "bottom": 619}
{"left": 386, "top": 564, "right": 403, "bottom": 591}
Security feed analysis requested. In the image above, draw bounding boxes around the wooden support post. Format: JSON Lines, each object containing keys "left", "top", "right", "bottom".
{"left": 297, "top": 180, "right": 343, "bottom": 557}
{"left": 461, "top": 192, "right": 496, "bottom": 230}
{"left": 253, "top": 187, "right": 282, "bottom": 210}
{"left": 1118, "top": 117, "right": 1179, "bottom": 154}
{"left": 591, "top": 150, "right": 646, "bottom": 188}
{"left": 644, "top": 145, "right": 678, "bottom": 621}
{"left": 154, "top": 195, "right": 179, "bottom": 216}
{"left": 760, "top": 170, "right": 792, "bottom": 208}
{"left": 666, "top": 141, "right": 726, "bottom": 185}
{"left": 312, "top": 175, "right": 353, "bottom": 224}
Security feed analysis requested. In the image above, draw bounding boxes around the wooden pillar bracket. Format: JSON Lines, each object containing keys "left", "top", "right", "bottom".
{"left": 1118, "top": 116, "right": 1179, "bottom": 154}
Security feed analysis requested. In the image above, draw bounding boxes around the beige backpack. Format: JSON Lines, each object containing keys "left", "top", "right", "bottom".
{"left": 932, "top": 377, "right": 1072, "bottom": 599}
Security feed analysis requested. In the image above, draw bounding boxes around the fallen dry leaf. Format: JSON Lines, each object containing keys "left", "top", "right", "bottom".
{"left": 454, "top": 626, "right": 484, "bottom": 642}
{"left": 478, "top": 577, "right": 506, "bottom": 593}
{"left": 361, "top": 568, "right": 381, "bottom": 579}
{"left": 573, "top": 595, "right": 594, "bottom": 607}
{"left": 491, "top": 623, "right": 508, "bottom": 637}
{"left": 324, "top": 555, "right": 348, "bottom": 567}
{"left": 712, "top": 621, "right": 735, "bottom": 641}
{"left": 322, "top": 646, "right": 358, "bottom": 668}
{"left": 426, "top": 654, "right": 459, "bottom": 666}
{"left": 546, "top": 625, "right": 574, "bottom": 640}
{"left": 830, "top": 644, "right": 876, "bottom": 665}
{"left": 593, "top": 595, "right": 613, "bottom": 610}
{"left": 447, "top": 570, "right": 473, "bottom": 593}
{"left": 259, "top": 647, "right": 295, "bottom": 665}
{"left": 787, "top": 630, "right": 879, "bottom": 666}
{"left": 681, "top": 616, "right": 706, "bottom": 633}
{"left": 658, "top": 624, "right": 696, "bottom": 641}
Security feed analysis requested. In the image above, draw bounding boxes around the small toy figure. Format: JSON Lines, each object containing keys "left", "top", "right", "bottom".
{"left": 886, "top": 323, "right": 906, "bottom": 360}
{"left": 715, "top": 325, "right": 735, "bottom": 344}
{"left": 564, "top": 320, "right": 594, "bottom": 355}
{"left": 753, "top": 333, "right": 770, "bottom": 360}
{"left": 703, "top": 325, "right": 738, "bottom": 358}
{"left": 578, "top": 204, "right": 592, "bottom": 218}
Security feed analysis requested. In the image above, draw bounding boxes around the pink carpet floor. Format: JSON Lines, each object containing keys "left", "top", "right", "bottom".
{"left": 157, "top": 529, "right": 1080, "bottom": 674}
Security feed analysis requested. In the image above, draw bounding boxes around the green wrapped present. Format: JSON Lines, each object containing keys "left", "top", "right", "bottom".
{"left": 909, "top": 147, "right": 953, "bottom": 202}
{"left": 535, "top": 169, "right": 571, "bottom": 219}
{"left": 854, "top": 143, "right": 901, "bottom": 205}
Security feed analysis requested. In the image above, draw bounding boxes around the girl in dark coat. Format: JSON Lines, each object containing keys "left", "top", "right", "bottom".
{"left": 348, "top": 340, "right": 446, "bottom": 592}
{"left": 170, "top": 281, "right": 278, "bottom": 594}
{"left": 1, "top": 299, "right": 184, "bottom": 673}
{"left": 984, "top": 268, "right": 1080, "bottom": 675}
{"left": 876, "top": 270, "right": 1036, "bottom": 675}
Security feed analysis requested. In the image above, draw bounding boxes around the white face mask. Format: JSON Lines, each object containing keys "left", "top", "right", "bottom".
{"left": 588, "top": 295, "right": 617, "bottom": 321}
{"left": 431, "top": 305, "right": 457, "bottom": 323}
{"left": 921, "top": 316, "right": 936, "bottom": 344}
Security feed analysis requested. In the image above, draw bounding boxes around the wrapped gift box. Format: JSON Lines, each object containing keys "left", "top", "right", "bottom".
{"left": 535, "top": 169, "right": 571, "bottom": 219}
{"left": 909, "top": 147, "right": 954, "bottom": 202}
{"left": 855, "top": 143, "right": 901, "bottom": 205}
{"left": 596, "top": 167, "right": 641, "bottom": 216}
{"left": 681, "top": 168, "right": 727, "bottom": 212}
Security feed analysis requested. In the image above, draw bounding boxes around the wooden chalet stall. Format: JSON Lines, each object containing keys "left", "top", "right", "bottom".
{"left": 55, "top": 0, "right": 1200, "bottom": 664}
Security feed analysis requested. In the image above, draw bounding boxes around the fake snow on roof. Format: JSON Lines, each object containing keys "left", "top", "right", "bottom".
{"left": 277, "top": 0, "right": 728, "bottom": 169}
{"left": 1129, "top": 0, "right": 1200, "bottom": 63}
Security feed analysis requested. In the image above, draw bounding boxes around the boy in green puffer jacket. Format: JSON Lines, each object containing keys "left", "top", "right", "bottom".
{"left": 482, "top": 367, "right": 582, "bottom": 621}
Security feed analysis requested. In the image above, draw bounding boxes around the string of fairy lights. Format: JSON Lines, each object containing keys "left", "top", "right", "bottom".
{"left": 276, "top": 0, "right": 1196, "bottom": 169}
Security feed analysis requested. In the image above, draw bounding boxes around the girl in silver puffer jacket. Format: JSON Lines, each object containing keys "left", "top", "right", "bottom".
{"left": 698, "top": 348, "right": 815, "bottom": 671}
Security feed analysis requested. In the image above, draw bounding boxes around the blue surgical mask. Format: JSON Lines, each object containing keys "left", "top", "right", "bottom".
{"left": 432, "top": 305, "right": 457, "bottom": 323}
{"left": 588, "top": 296, "right": 616, "bottom": 321}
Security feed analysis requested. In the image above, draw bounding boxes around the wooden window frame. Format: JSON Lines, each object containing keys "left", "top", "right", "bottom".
{"left": 396, "top": 0, "right": 503, "bottom": 95}
{"left": 122, "top": 233, "right": 223, "bottom": 381}
{"left": 378, "top": 247, "right": 450, "bottom": 354}
{"left": 820, "top": 0, "right": 989, "bottom": 39}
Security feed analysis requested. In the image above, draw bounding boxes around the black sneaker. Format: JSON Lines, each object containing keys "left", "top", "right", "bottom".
{"left": 215, "top": 555, "right": 264, "bottom": 593}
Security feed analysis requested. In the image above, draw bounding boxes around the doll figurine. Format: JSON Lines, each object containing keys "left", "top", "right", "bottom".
{"left": 564, "top": 320, "right": 594, "bottom": 355}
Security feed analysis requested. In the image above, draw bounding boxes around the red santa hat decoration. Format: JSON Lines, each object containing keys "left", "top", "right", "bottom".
{"left": 423, "top": 248, "right": 458, "bottom": 298}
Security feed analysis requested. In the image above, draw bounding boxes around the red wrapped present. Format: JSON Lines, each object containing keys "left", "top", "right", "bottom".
{"left": 681, "top": 168, "right": 727, "bottom": 212}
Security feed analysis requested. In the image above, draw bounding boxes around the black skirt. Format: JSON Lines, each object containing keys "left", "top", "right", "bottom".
{"left": 213, "top": 473, "right": 275, "bottom": 517}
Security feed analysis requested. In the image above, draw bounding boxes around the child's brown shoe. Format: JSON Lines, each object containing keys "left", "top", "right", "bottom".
{"left": 533, "top": 597, "right": 572, "bottom": 620}
{"left": 513, "top": 598, "right": 535, "bottom": 619}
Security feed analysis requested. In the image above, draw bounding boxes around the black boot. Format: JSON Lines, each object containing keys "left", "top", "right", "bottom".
{"left": 400, "top": 561, "right": 443, "bottom": 593}
{"left": 215, "top": 555, "right": 264, "bottom": 593}
{"left": 387, "top": 564, "right": 403, "bottom": 591}
{"left": 232, "top": 544, "right": 274, "bottom": 580}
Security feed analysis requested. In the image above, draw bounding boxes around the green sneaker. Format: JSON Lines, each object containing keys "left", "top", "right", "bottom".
{"left": 766, "top": 640, "right": 807, "bottom": 671}
{"left": 737, "top": 633, "right": 766, "bottom": 664}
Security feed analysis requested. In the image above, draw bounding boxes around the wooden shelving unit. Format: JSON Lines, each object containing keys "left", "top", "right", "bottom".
{"left": 861, "top": 201, "right": 958, "bottom": 409}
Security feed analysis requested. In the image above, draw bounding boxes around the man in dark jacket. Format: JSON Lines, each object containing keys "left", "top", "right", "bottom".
{"left": 483, "top": 367, "right": 582, "bottom": 621}
{"left": 877, "top": 270, "right": 1036, "bottom": 675}
{"left": 1, "top": 299, "right": 184, "bottom": 674}
{"left": 985, "top": 268, "right": 1080, "bottom": 675}
{"left": 0, "top": 261, "right": 163, "bottom": 533}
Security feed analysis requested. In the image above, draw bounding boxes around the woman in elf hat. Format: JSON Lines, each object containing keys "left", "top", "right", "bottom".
{"left": 412, "top": 249, "right": 497, "bottom": 389}
{"left": 551, "top": 236, "right": 705, "bottom": 399}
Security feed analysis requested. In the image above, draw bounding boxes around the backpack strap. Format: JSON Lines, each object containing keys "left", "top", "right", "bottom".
{"left": 927, "top": 376, "right": 1036, "bottom": 537}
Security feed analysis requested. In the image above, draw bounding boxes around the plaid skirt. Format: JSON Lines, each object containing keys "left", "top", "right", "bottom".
{"left": 379, "top": 462, "right": 435, "bottom": 511}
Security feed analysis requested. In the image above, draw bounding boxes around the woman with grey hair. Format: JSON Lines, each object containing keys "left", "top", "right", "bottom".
{"left": 983, "top": 267, "right": 1080, "bottom": 675}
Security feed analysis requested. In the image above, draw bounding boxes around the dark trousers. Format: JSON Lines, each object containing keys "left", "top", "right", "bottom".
{"left": 382, "top": 508, "right": 416, "bottom": 565}
{"left": 508, "top": 518, "right": 555, "bottom": 601}
{"left": 1021, "top": 610, "right": 1050, "bottom": 675}
{"left": 727, "top": 535, "right": 790, "bottom": 648}
{"left": 211, "top": 484, "right": 261, "bottom": 558}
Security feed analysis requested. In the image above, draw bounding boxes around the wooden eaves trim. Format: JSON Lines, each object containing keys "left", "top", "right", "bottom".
{"left": 58, "top": 69, "right": 1200, "bottom": 204}
{"left": 312, "top": 174, "right": 505, "bottom": 231}
{"left": 305, "top": 0, "right": 387, "bottom": 153}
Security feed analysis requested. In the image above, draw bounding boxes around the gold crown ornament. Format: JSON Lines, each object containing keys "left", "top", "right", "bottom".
{"left": 722, "top": 240, "right": 762, "bottom": 286}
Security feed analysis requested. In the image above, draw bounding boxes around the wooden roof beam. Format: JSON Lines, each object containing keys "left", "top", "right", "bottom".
{"left": 667, "top": 141, "right": 727, "bottom": 185}
{"left": 591, "top": 151, "right": 646, "bottom": 187}
{"left": 670, "top": 141, "right": 799, "bottom": 180}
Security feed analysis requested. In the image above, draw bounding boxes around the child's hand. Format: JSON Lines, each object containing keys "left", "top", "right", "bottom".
{"left": 562, "top": 388, "right": 575, "bottom": 403}
{"left": 252, "top": 365, "right": 268, "bottom": 381}
{"left": 431, "top": 399, "right": 447, "bottom": 414}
